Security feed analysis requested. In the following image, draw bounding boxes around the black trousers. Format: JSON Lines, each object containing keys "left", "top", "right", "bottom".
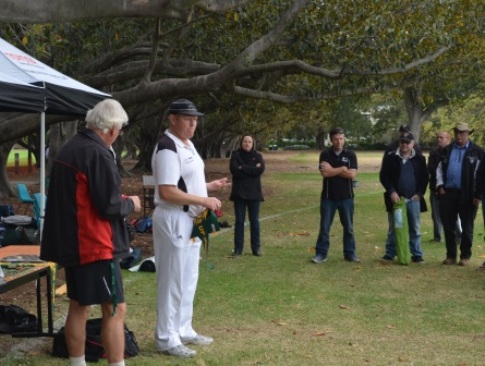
{"left": 439, "top": 190, "right": 477, "bottom": 259}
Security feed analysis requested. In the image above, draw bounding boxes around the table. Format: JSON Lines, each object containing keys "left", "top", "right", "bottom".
{"left": 0, "top": 245, "right": 54, "bottom": 337}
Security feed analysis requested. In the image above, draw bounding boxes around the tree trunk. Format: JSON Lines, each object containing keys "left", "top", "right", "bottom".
{"left": 47, "top": 121, "right": 79, "bottom": 177}
{"left": 316, "top": 126, "right": 325, "bottom": 150}
{"left": 0, "top": 141, "right": 17, "bottom": 198}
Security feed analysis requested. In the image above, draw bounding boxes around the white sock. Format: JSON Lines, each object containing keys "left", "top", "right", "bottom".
{"left": 69, "top": 355, "right": 86, "bottom": 366}
{"left": 109, "top": 362, "right": 125, "bottom": 366}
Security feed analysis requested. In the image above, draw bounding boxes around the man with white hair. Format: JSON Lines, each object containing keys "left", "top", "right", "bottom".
{"left": 41, "top": 98, "right": 141, "bottom": 366}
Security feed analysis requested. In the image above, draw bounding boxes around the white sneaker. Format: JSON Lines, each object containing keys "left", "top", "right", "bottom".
{"left": 163, "top": 344, "right": 196, "bottom": 357}
{"left": 181, "top": 334, "right": 214, "bottom": 345}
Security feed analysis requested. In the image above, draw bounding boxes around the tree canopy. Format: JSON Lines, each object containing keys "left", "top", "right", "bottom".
{"left": 1, "top": 0, "right": 485, "bottom": 196}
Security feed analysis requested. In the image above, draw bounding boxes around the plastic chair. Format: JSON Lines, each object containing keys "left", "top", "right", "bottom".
{"left": 16, "top": 183, "right": 35, "bottom": 214}
{"left": 33, "top": 193, "right": 47, "bottom": 230}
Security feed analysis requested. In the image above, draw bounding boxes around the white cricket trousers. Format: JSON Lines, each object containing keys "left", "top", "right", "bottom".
{"left": 152, "top": 207, "right": 201, "bottom": 351}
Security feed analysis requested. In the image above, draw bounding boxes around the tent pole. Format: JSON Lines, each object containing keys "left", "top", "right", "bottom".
{"left": 39, "top": 111, "right": 46, "bottom": 240}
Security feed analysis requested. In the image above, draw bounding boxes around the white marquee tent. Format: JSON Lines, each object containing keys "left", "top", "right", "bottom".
{"left": 0, "top": 37, "right": 111, "bottom": 231}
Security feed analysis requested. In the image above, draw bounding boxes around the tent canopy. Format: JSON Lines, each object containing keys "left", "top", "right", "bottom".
{"left": 0, "top": 36, "right": 111, "bottom": 235}
{"left": 0, "top": 71, "right": 45, "bottom": 112}
{"left": 0, "top": 36, "right": 110, "bottom": 116}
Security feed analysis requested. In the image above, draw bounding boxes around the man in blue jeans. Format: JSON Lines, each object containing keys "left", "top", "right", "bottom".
{"left": 379, "top": 132, "right": 428, "bottom": 264}
{"left": 312, "top": 127, "right": 359, "bottom": 264}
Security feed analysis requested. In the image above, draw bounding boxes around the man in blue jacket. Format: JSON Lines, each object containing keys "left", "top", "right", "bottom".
{"left": 437, "top": 122, "right": 484, "bottom": 266}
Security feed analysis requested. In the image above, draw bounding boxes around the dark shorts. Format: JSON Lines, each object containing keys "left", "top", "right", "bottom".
{"left": 65, "top": 260, "right": 125, "bottom": 306}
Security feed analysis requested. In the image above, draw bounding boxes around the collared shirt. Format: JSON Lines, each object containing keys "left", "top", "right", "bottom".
{"left": 320, "top": 147, "right": 358, "bottom": 201}
{"left": 394, "top": 148, "right": 417, "bottom": 198}
{"left": 445, "top": 141, "right": 469, "bottom": 189}
{"left": 152, "top": 129, "right": 207, "bottom": 218}
{"left": 395, "top": 147, "right": 415, "bottom": 163}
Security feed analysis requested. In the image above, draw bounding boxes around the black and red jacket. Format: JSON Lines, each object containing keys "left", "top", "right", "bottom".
{"left": 40, "top": 128, "right": 134, "bottom": 267}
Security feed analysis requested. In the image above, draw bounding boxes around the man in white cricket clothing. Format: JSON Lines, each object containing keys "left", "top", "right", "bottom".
{"left": 151, "top": 99, "right": 229, "bottom": 358}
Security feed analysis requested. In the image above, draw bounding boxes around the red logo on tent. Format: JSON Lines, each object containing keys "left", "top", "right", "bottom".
{"left": 5, "top": 52, "right": 37, "bottom": 65}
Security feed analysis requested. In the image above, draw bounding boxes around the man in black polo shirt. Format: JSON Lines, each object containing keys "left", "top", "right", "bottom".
{"left": 312, "top": 127, "right": 360, "bottom": 264}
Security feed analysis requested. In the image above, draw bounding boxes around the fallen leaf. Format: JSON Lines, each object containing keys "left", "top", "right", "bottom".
{"left": 314, "top": 331, "right": 327, "bottom": 336}
{"left": 387, "top": 324, "right": 396, "bottom": 329}
{"left": 290, "top": 230, "right": 310, "bottom": 236}
{"left": 272, "top": 319, "right": 287, "bottom": 326}
{"left": 339, "top": 304, "right": 351, "bottom": 310}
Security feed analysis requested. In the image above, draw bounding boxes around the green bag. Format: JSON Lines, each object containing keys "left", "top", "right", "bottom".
{"left": 393, "top": 197, "right": 411, "bottom": 265}
{"left": 191, "top": 209, "right": 220, "bottom": 255}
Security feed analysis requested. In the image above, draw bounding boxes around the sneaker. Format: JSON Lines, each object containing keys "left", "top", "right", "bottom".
{"left": 163, "top": 344, "right": 196, "bottom": 358}
{"left": 312, "top": 255, "right": 327, "bottom": 264}
{"left": 181, "top": 334, "right": 214, "bottom": 346}
{"left": 412, "top": 256, "right": 425, "bottom": 264}
{"left": 344, "top": 255, "right": 361, "bottom": 263}
{"left": 442, "top": 258, "right": 456, "bottom": 265}
{"left": 458, "top": 258, "right": 470, "bottom": 266}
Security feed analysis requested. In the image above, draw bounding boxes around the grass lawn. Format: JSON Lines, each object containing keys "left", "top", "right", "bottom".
{"left": 2, "top": 150, "right": 485, "bottom": 366}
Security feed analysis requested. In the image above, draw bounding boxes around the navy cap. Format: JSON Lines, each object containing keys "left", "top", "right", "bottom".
{"left": 168, "top": 99, "right": 204, "bottom": 116}
{"left": 399, "top": 132, "right": 415, "bottom": 142}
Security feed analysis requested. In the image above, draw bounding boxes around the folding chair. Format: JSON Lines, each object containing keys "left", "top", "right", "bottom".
{"left": 33, "top": 193, "right": 47, "bottom": 229}
{"left": 16, "top": 183, "right": 35, "bottom": 214}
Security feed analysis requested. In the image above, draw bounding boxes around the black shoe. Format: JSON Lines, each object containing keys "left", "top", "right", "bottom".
{"left": 253, "top": 251, "right": 262, "bottom": 257}
{"left": 231, "top": 251, "right": 242, "bottom": 257}
{"left": 344, "top": 255, "right": 361, "bottom": 263}
{"left": 411, "top": 256, "right": 425, "bottom": 264}
{"left": 381, "top": 255, "right": 394, "bottom": 264}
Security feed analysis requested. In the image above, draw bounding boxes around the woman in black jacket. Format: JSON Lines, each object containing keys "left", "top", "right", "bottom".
{"left": 230, "top": 134, "right": 265, "bottom": 256}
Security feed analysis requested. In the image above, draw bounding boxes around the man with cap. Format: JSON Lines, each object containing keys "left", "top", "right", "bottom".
{"left": 437, "top": 122, "right": 484, "bottom": 266}
{"left": 380, "top": 132, "right": 428, "bottom": 264}
{"left": 380, "top": 125, "right": 423, "bottom": 260}
{"left": 151, "top": 98, "right": 230, "bottom": 357}
{"left": 384, "top": 125, "right": 422, "bottom": 155}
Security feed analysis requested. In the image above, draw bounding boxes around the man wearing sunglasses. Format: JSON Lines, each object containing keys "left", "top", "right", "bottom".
{"left": 380, "top": 132, "right": 429, "bottom": 264}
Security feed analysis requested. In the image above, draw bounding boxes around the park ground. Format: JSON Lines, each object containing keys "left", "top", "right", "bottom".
{"left": 1, "top": 150, "right": 484, "bottom": 365}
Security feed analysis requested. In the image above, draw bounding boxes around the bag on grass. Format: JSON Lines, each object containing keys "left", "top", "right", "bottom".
{"left": 120, "top": 247, "right": 142, "bottom": 269}
{"left": 0, "top": 304, "right": 37, "bottom": 334}
{"left": 52, "top": 318, "right": 139, "bottom": 362}
{"left": 134, "top": 217, "right": 152, "bottom": 233}
{"left": 393, "top": 197, "right": 411, "bottom": 265}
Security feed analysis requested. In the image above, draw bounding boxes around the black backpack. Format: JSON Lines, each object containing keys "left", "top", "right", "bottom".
{"left": 52, "top": 318, "right": 139, "bottom": 362}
